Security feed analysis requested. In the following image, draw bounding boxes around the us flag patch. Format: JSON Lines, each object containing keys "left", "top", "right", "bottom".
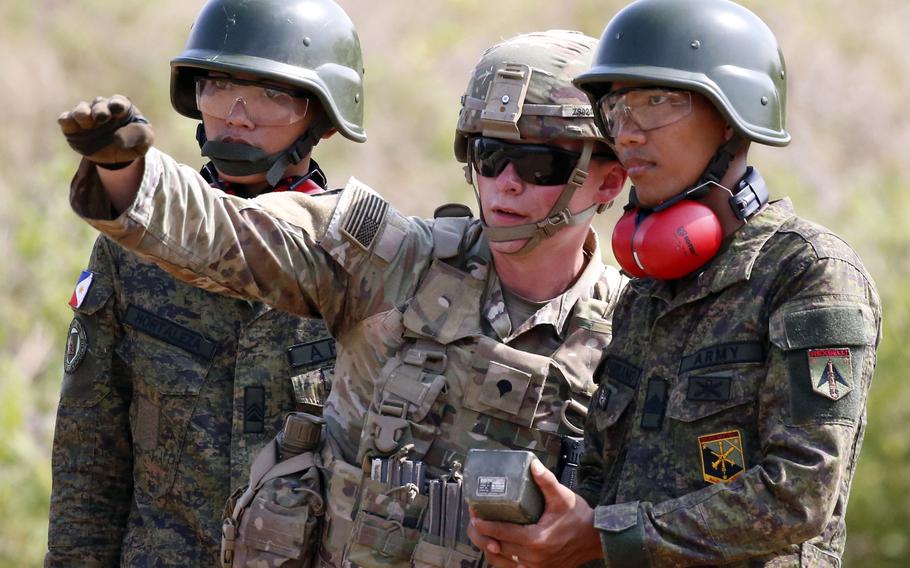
{"left": 341, "top": 186, "right": 388, "bottom": 251}
{"left": 808, "top": 348, "right": 853, "bottom": 401}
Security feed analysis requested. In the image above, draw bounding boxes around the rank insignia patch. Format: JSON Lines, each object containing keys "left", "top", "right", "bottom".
{"left": 64, "top": 318, "right": 88, "bottom": 374}
{"left": 808, "top": 348, "right": 853, "bottom": 401}
{"left": 698, "top": 430, "right": 745, "bottom": 484}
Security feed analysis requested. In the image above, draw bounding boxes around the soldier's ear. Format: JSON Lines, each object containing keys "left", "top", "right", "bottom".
{"left": 594, "top": 161, "right": 628, "bottom": 205}
{"left": 321, "top": 127, "right": 338, "bottom": 140}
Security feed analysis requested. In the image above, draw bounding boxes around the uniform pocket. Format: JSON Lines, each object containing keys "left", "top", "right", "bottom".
{"left": 588, "top": 381, "right": 636, "bottom": 433}
{"left": 347, "top": 513, "right": 420, "bottom": 566}
{"left": 319, "top": 457, "right": 363, "bottom": 567}
{"left": 345, "top": 478, "right": 427, "bottom": 566}
{"left": 666, "top": 365, "right": 761, "bottom": 423}
{"left": 232, "top": 466, "right": 324, "bottom": 568}
{"left": 666, "top": 365, "right": 762, "bottom": 487}
{"left": 116, "top": 333, "right": 212, "bottom": 499}
{"left": 461, "top": 336, "right": 550, "bottom": 429}
{"left": 412, "top": 537, "right": 482, "bottom": 568}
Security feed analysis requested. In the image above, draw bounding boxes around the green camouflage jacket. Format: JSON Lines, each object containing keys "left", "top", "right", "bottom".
{"left": 68, "top": 148, "right": 626, "bottom": 566}
{"left": 47, "top": 171, "right": 336, "bottom": 567}
{"left": 578, "top": 191, "right": 882, "bottom": 567}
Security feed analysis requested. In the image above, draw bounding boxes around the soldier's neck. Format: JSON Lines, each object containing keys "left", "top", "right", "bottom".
{"left": 493, "top": 245, "right": 587, "bottom": 302}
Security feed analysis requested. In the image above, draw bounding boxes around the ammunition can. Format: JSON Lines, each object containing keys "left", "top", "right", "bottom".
{"left": 463, "top": 449, "right": 544, "bottom": 524}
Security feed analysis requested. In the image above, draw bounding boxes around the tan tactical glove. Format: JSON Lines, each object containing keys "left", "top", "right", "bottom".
{"left": 58, "top": 95, "right": 154, "bottom": 168}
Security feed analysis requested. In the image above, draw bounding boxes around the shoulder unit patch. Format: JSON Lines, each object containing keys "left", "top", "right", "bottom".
{"left": 64, "top": 318, "right": 88, "bottom": 374}
{"left": 808, "top": 348, "right": 853, "bottom": 401}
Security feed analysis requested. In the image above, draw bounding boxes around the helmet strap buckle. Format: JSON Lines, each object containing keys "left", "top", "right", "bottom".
{"left": 540, "top": 210, "right": 571, "bottom": 236}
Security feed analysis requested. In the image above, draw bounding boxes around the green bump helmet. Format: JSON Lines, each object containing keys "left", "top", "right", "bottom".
{"left": 171, "top": 0, "right": 366, "bottom": 142}
{"left": 574, "top": 0, "right": 789, "bottom": 147}
{"left": 454, "top": 30, "right": 605, "bottom": 163}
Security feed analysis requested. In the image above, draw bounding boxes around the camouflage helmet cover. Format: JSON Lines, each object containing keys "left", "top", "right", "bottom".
{"left": 574, "top": 0, "right": 789, "bottom": 146}
{"left": 454, "top": 30, "right": 606, "bottom": 162}
{"left": 170, "top": 0, "right": 366, "bottom": 142}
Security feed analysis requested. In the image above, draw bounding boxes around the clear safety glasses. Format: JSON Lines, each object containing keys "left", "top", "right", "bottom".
{"left": 195, "top": 77, "right": 310, "bottom": 126}
{"left": 470, "top": 137, "right": 586, "bottom": 186}
{"left": 598, "top": 88, "right": 692, "bottom": 140}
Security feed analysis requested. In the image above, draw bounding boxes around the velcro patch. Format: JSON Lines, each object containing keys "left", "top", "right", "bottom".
{"left": 287, "top": 337, "right": 336, "bottom": 370}
{"left": 341, "top": 186, "right": 389, "bottom": 251}
{"left": 687, "top": 376, "right": 732, "bottom": 401}
{"left": 244, "top": 386, "right": 265, "bottom": 434}
{"left": 123, "top": 305, "right": 217, "bottom": 361}
{"left": 808, "top": 348, "right": 853, "bottom": 401}
{"left": 480, "top": 361, "right": 532, "bottom": 416}
{"left": 679, "top": 342, "right": 764, "bottom": 373}
{"left": 63, "top": 318, "right": 88, "bottom": 374}
{"left": 640, "top": 379, "right": 668, "bottom": 431}
{"left": 600, "top": 355, "right": 642, "bottom": 389}
{"left": 698, "top": 430, "right": 745, "bottom": 484}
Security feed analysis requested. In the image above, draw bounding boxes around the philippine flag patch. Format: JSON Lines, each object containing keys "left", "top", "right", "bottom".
{"left": 69, "top": 271, "right": 94, "bottom": 309}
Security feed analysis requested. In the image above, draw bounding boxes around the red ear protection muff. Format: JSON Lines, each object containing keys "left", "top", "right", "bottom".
{"left": 612, "top": 200, "right": 723, "bottom": 280}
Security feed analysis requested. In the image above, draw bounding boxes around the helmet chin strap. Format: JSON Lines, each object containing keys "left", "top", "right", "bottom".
{"left": 628, "top": 134, "right": 767, "bottom": 221}
{"left": 196, "top": 117, "right": 331, "bottom": 187}
{"left": 478, "top": 140, "right": 607, "bottom": 257}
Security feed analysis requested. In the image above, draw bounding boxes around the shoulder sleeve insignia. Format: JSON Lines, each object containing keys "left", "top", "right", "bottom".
{"left": 68, "top": 270, "right": 94, "bottom": 309}
{"left": 340, "top": 183, "right": 389, "bottom": 252}
{"left": 698, "top": 430, "right": 745, "bottom": 484}
{"left": 808, "top": 348, "right": 853, "bottom": 400}
{"left": 63, "top": 318, "right": 88, "bottom": 374}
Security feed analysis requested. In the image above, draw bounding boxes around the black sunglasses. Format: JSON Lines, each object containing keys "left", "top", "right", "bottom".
{"left": 470, "top": 137, "right": 599, "bottom": 186}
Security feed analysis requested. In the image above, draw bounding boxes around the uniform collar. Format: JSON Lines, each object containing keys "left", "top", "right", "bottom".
{"left": 484, "top": 229, "right": 605, "bottom": 342}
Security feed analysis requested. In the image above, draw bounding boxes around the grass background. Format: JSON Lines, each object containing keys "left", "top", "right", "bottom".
{"left": 1, "top": 0, "right": 907, "bottom": 565}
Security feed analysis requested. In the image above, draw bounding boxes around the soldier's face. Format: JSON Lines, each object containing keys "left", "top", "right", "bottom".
{"left": 475, "top": 138, "right": 624, "bottom": 256}
{"left": 609, "top": 82, "right": 729, "bottom": 209}
{"left": 200, "top": 73, "right": 319, "bottom": 185}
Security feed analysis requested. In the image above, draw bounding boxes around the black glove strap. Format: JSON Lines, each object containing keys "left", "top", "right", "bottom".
{"left": 65, "top": 108, "right": 148, "bottom": 156}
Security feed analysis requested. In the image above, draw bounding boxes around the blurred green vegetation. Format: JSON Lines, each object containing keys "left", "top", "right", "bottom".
{"left": 1, "top": 0, "right": 907, "bottom": 566}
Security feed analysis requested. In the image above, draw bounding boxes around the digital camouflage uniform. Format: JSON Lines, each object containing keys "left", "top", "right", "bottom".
{"left": 578, "top": 193, "right": 881, "bottom": 567}
{"left": 48, "top": 0, "right": 365, "bottom": 562}
{"left": 571, "top": 1, "right": 883, "bottom": 566}
{"left": 46, "top": 166, "right": 336, "bottom": 567}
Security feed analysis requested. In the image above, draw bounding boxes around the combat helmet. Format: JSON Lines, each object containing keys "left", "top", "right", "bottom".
{"left": 455, "top": 30, "right": 613, "bottom": 256}
{"left": 170, "top": 0, "right": 365, "bottom": 185}
{"left": 575, "top": 0, "right": 786, "bottom": 221}
{"left": 575, "top": 0, "right": 789, "bottom": 147}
